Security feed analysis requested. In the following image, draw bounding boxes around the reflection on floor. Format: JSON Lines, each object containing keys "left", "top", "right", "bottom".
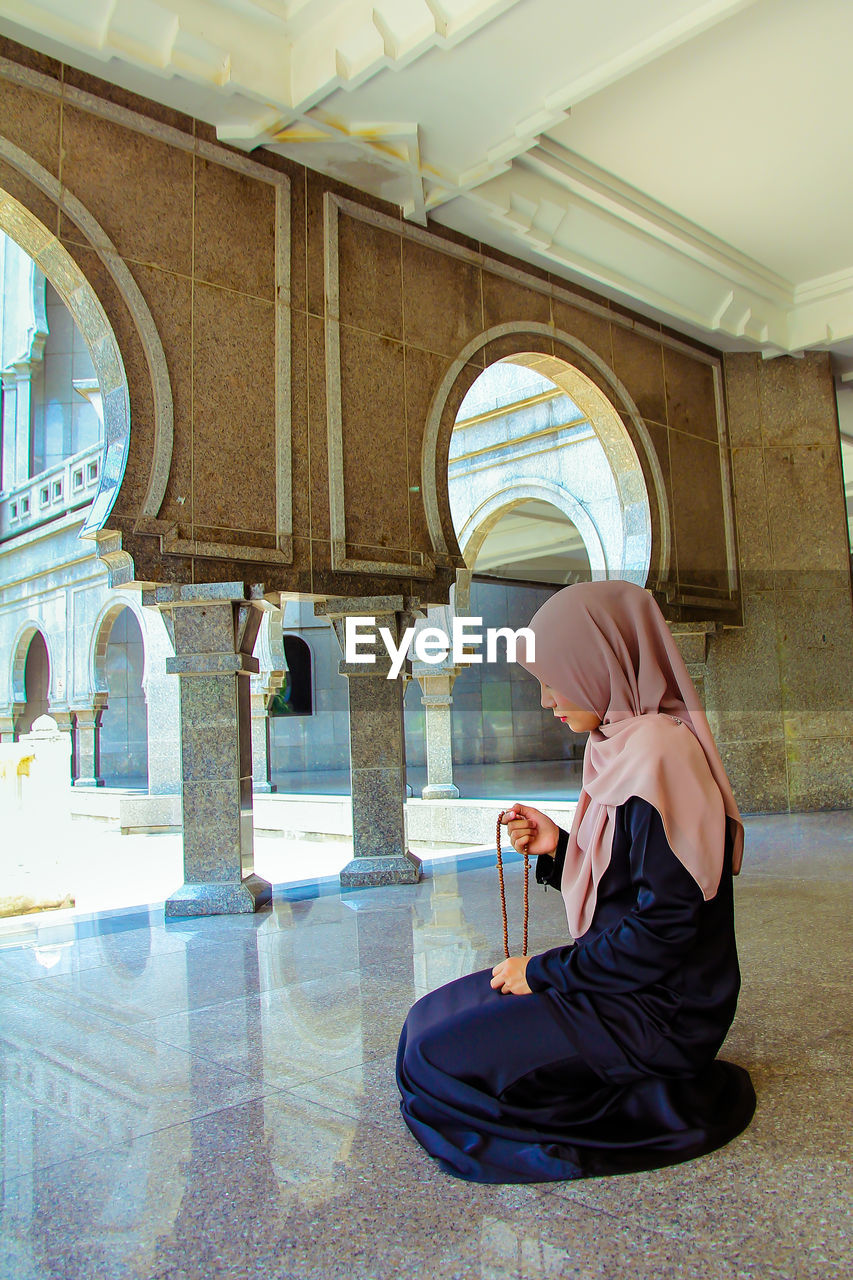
{"left": 1, "top": 810, "right": 851, "bottom": 1279}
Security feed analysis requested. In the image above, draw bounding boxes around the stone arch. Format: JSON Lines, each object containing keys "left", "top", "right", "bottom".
{"left": 90, "top": 596, "right": 150, "bottom": 700}
{"left": 421, "top": 323, "right": 668, "bottom": 587}
{"left": 10, "top": 620, "right": 52, "bottom": 705}
{"left": 0, "top": 141, "right": 175, "bottom": 569}
{"left": 457, "top": 481, "right": 607, "bottom": 580}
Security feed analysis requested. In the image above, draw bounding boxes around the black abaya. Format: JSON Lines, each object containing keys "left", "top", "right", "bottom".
{"left": 396, "top": 796, "right": 755, "bottom": 1183}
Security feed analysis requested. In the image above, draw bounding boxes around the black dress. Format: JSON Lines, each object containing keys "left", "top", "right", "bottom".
{"left": 396, "top": 796, "right": 755, "bottom": 1183}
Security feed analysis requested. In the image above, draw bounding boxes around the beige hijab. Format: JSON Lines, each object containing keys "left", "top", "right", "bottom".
{"left": 519, "top": 580, "right": 743, "bottom": 938}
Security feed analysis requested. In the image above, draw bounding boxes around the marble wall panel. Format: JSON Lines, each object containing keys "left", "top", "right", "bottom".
{"left": 669, "top": 431, "right": 728, "bottom": 591}
{"left": 723, "top": 354, "right": 761, "bottom": 447}
{"left": 60, "top": 104, "right": 193, "bottom": 275}
{"left": 338, "top": 325, "right": 409, "bottom": 549}
{"left": 337, "top": 213, "right": 403, "bottom": 340}
{"left": 758, "top": 351, "right": 838, "bottom": 447}
{"left": 305, "top": 171, "right": 327, "bottom": 319}
{"left": 0, "top": 79, "right": 60, "bottom": 174}
{"left": 611, "top": 326, "right": 667, "bottom": 426}
{"left": 403, "top": 345, "right": 454, "bottom": 548}
{"left": 705, "top": 592, "right": 784, "bottom": 743}
{"left": 482, "top": 269, "right": 551, "bottom": 329}
{"left": 640, "top": 418, "right": 672, "bottom": 580}
{"left": 764, "top": 444, "right": 849, "bottom": 571}
{"left": 288, "top": 166, "right": 307, "bottom": 314}
{"left": 785, "top": 736, "right": 853, "bottom": 811}
{"left": 663, "top": 346, "right": 718, "bottom": 443}
{"left": 191, "top": 282, "right": 277, "bottom": 534}
{"left": 717, "top": 737, "right": 789, "bottom": 814}
{"left": 307, "top": 314, "right": 330, "bottom": 540}
{"left": 193, "top": 158, "right": 276, "bottom": 301}
{"left": 774, "top": 580, "right": 853, "bottom": 740}
{"left": 551, "top": 298, "right": 613, "bottom": 364}
{"left": 401, "top": 238, "right": 483, "bottom": 358}
{"left": 129, "top": 262, "right": 193, "bottom": 529}
{"left": 58, "top": 242, "right": 154, "bottom": 516}
{"left": 289, "top": 309, "right": 310, "bottom": 534}
{"left": 0, "top": 154, "right": 59, "bottom": 239}
{"left": 730, "top": 446, "right": 772, "bottom": 575}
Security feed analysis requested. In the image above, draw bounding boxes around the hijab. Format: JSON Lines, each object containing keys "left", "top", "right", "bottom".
{"left": 518, "top": 580, "right": 743, "bottom": 938}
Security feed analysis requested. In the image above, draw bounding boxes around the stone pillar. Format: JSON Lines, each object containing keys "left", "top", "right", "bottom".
{"left": 669, "top": 624, "right": 717, "bottom": 710}
{"left": 71, "top": 699, "right": 106, "bottom": 787}
{"left": 316, "top": 596, "right": 422, "bottom": 887}
{"left": 250, "top": 609, "right": 286, "bottom": 794}
{"left": 141, "top": 603, "right": 182, "bottom": 795}
{"left": 250, "top": 688, "right": 275, "bottom": 793}
{"left": 0, "top": 703, "right": 24, "bottom": 742}
{"left": 143, "top": 582, "right": 271, "bottom": 917}
{"left": 414, "top": 666, "right": 461, "bottom": 799}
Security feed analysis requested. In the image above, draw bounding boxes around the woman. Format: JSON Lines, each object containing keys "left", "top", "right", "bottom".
{"left": 396, "top": 580, "right": 755, "bottom": 1183}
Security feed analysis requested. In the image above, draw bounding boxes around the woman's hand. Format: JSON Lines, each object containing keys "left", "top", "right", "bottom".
{"left": 501, "top": 804, "right": 559, "bottom": 857}
{"left": 490, "top": 956, "right": 532, "bottom": 995}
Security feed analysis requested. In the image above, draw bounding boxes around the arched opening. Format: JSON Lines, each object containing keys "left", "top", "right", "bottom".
{"left": 16, "top": 630, "right": 50, "bottom": 736}
{"left": 436, "top": 351, "right": 654, "bottom": 787}
{"left": 269, "top": 635, "right": 314, "bottom": 717}
{"left": 99, "top": 607, "right": 148, "bottom": 789}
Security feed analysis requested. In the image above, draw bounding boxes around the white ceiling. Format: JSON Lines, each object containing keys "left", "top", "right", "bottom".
{"left": 2, "top": 0, "right": 853, "bottom": 366}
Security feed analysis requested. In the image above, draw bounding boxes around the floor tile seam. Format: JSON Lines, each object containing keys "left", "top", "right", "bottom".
{"left": 277, "top": 1084, "right": 403, "bottom": 1137}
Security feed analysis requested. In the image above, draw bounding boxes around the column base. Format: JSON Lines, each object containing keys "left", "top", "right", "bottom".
{"left": 421, "top": 783, "right": 460, "bottom": 800}
{"left": 253, "top": 782, "right": 277, "bottom": 794}
{"left": 73, "top": 778, "right": 105, "bottom": 788}
{"left": 165, "top": 873, "right": 272, "bottom": 918}
{"left": 339, "top": 851, "right": 422, "bottom": 888}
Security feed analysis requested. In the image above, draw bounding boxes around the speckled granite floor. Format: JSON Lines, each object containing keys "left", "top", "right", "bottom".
{"left": 1, "top": 811, "right": 851, "bottom": 1280}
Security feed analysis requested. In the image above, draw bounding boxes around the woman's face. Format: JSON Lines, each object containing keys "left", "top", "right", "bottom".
{"left": 538, "top": 681, "right": 602, "bottom": 733}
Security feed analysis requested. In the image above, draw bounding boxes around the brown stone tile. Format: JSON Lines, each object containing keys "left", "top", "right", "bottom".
{"left": 289, "top": 308, "right": 310, "bottom": 534}
{"left": 669, "top": 432, "right": 729, "bottom": 591}
{"left": 60, "top": 64, "right": 197, "bottom": 136}
{"left": 482, "top": 330, "right": 552, "bottom": 369}
{"left": 663, "top": 346, "right": 719, "bottom": 442}
{"left": 58, "top": 242, "right": 154, "bottom": 519}
{"left": 309, "top": 537, "right": 426, "bottom": 600}
{"left": 764, "top": 443, "right": 849, "bottom": 570}
{"left": 423, "top": 219, "right": 481, "bottom": 257}
{"left": 642, "top": 419, "right": 673, "bottom": 582}
{"left": 484, "top": 244, "right": 549, "bottom": 282}
{"left": 337, "top": 210, "right": 403, "bottom": 339}
{"left": 757, "top": 350, "right": 838, "bottom": 446}
{"left": 191, "top": 281, "right": 276, "bottom": 532}
{"left": 774, "top": 579, "right": 853, "bottom": 739}
{"left": 193, "top": 157, "right": 276, "bottom": 301}
{"left": 716, "top": 736, "right": 788, "bottom": 813}
{"left": 0, "top": 78, "right": 61, "bottom": 175}
{"left": 551, "top": 297, "right": 612, "bottom": 365}
{"left": 60, "top": 104, "right": 193, "bottom": 274}
{"left": 611, "top": 325, "right": 667, "bottom": 425}
{"left": 305, "top": 169, "right": 327, "bottom": 319}
{"left": 0, "top": 155, "right": 59, "bottom": 238}
{"left": 704, "top": 591, "right": 784, "bottom": 743}
{"left": 338, "top": 325, "right": 409, "bottom": 549}
{"left": 731, "top": 446, "right": 771, "bottom": 572}
{"left": 307, "top": 313, "right": 330, "bottom": 540}
{"left": 401, "top": 238, "right": 482, "bottom": 358}
{"left": 0, "top": 35, "right": 63, "bottom": 80}
{"left": 288, "top": 166, "right": 307, "bottom": 314}
{"left": 723, "top": 353, "right": 761, "bottom": 446}
{"left": 786, "top": 736, "right": 853, "bottom": 810}
{"left": 403, "top": 345, "right": 457, "bottom": 553}
{"left": 124, "top": 262, "right": 193, "bottom": 528}
{"left": 481, "top": 268, "right": 550, "bottom": 329}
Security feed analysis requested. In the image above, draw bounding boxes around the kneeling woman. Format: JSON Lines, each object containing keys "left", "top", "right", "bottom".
{"left": 396, "top": 580, "right": 755, "bottom": 1183}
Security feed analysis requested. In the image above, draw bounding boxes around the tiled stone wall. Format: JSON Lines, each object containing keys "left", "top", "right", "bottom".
{"left": 0, "top": 39, "right": 736, "bottom": 617}
{"left": 708, "top": 352, "right": 853, "bottom": 811}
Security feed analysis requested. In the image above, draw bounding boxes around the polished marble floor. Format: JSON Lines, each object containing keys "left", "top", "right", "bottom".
{"left": 1, "top": 810, "right": 851, "bottom": 1280}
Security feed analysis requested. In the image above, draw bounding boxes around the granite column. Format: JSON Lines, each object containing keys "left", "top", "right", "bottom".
{"left": 316, "top": 596, "right": 421, "bottom": 887}
{"left": 71, "top": 699, "right": 106, "bottom": 787}
{"left": 144, "top": 583, "right": 271, "bottom": 917}
{"left": 414, "top": 667, "right": 460, "bottom": 799}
